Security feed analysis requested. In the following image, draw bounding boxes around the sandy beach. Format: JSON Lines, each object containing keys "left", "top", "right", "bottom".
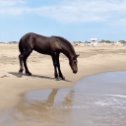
{"left": 0, "top": 43, "right": 126, "bottom": 125}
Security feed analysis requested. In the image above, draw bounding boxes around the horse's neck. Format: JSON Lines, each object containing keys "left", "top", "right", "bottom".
{"left": 62, "top": 47, "right": 75, "bottom": 60}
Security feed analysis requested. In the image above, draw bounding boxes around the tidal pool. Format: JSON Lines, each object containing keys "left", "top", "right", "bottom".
{"left": 0, "top": 72, "right": 126, "bottom": 126}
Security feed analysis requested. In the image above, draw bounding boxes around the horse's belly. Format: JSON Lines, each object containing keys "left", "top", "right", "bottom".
{"left": 34, "top": 48, "right": 51, "bottom": 55}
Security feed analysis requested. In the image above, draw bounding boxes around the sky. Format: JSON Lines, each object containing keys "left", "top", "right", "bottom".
{"left": 0, "top": 0, "right": 126, "bottom": 42}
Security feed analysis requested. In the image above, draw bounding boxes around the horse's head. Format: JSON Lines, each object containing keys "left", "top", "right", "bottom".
{"left": 69, "top": 54, "right": 79, "bottom": 74}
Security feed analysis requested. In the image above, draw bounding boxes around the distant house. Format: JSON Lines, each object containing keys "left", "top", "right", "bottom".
{"left": 8, "top": 41, "right": 17, "bottom": 44}
{"left": 90, "top": 38, "right": 98, "bottom": 46}
{"left": 114, "top": 41, "right": 123, "bottom": 46}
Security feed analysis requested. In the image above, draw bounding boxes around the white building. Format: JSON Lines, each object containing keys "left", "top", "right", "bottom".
{"left": 90, "top": 38, "right": 98, "bottom": 46}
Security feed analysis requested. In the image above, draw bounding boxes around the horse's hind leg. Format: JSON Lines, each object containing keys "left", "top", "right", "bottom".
{"left": 19, "top": 54, "right": 24, "bottom": 73}
{"left": 23, "top": 50, "right": 32, "bottom": 76}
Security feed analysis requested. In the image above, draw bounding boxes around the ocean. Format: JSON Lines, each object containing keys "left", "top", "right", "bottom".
{"left": 0, "top": 72, "right": 126, "bottom": 126}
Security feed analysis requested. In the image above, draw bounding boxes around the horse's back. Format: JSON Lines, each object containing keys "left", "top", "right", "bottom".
{"left": 19, "top": 32, "right": 48, "bottom": 45}
{"left": 19, "top": 33, "right": 59, "bottom": 54}
{"left": 19, "top": 32, "right": 73, "bottom": 55}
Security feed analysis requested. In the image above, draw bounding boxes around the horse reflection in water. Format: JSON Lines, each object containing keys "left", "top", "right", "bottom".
{"left": 13, "top": 89, "right": 74, "bottom": 123}
{"left": 18, "top": 32, "right": 79, "bottom": 80}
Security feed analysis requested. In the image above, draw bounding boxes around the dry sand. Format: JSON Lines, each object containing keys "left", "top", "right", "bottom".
{"left": 0, "top": 43, "right": 126, "bottom": 114}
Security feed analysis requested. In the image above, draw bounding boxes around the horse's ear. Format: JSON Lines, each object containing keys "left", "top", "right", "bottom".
{"left": 76, "top": 54, "right": 79, "bottom": 58}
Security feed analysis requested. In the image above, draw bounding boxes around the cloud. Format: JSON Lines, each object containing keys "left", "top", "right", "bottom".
{"left": 32, "top": 0, "right": 126, "bottom": 23}
{"left": 0, "top": 0, "right": 25, "bottom": 6}
{"left": 1, "top": 0, "right": 126, "bottom": 24}
{"left": 0, "top": 0, "right": 26, "bottom": 15}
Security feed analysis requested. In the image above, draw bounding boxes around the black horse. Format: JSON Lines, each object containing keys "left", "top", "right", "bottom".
{"left": 18, "top": 32, "right": 79, "bottom": 80}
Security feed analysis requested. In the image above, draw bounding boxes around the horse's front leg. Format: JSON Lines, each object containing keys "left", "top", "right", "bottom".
{"left": 57, "top": 55, "right": 65, "bottom": 80}
{"left": 52, "top": 56, "right": 58, "bottom": 80}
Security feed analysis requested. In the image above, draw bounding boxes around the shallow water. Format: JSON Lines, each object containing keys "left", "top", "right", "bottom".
{"left": 0, "top": 72, "right": 126, "bottom": 126}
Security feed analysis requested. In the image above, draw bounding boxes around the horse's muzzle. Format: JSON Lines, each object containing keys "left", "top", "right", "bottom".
{"left": 73, "top": 70, "right": 77, "bottom": 74}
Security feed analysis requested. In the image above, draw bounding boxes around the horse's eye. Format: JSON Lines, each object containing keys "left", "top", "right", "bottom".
{"left": 74, "top": 61, "right": 77, "bottom": 64}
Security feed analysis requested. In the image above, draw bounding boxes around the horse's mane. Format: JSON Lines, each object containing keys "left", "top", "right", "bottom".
{"left": 53, "top": 36, "right": 69, "bottom": 43}
{"left": 53, "top": 36, "right": 76, "bottom": 55}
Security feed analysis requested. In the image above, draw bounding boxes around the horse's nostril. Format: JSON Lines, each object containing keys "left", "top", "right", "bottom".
{"left": 73, "top": 70, "right": 77, "bottom": 74}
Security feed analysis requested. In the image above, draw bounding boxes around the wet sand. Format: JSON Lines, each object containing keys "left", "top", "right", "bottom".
{"left": 0, "top": 72, "right": 126, "bottom": 126}
{"left": 0, "top": 44, "right": 126, "bottom": 125}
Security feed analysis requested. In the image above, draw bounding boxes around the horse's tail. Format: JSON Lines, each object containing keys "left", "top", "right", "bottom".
{"left": 18, "top": 38, "right": 24, "bottom": 54}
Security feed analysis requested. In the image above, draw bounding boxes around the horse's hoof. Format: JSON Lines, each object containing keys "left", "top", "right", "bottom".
{"left": 56, "top": 77, "right": 65, "bottom": 81}
{"left": 60, "top": 76, "right": 65, "bottom": 80}
{"left": 26, "top": 72, "right": 32, "bottom": 76}
{"left": 59, "top": 74, "right": 65, "bottom": 80}
{"left": 61, "top": 77, "right": 65, "bottom": 80}
{"left": 19, "top": 69, "right": 23, "bottom": 73}
{"left": 56, "top": 77, "right": 60, "bottom": 81}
